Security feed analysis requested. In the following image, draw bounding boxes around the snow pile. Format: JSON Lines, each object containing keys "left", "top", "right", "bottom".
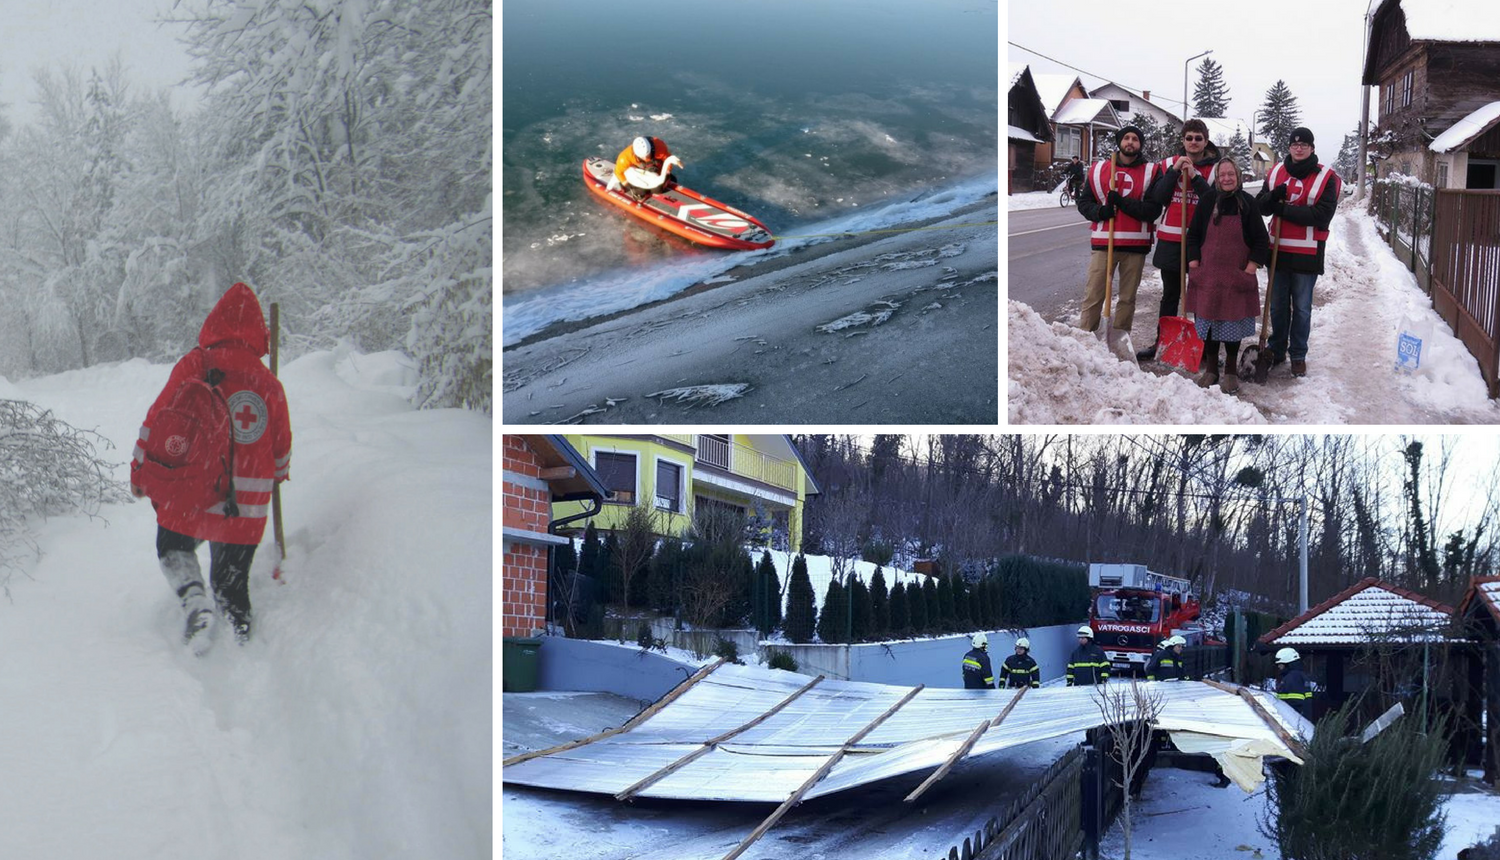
{"left": 0, "top": 350, "right": 491, "bottom": 859}
{"left": 1008, "top": 188, "right": 1066, "bottom": 211}
{"left": 1007, "top": 301, "right": 1267, "bottom": 425}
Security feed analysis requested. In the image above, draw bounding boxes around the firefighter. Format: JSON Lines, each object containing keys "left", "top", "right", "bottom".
{"left": 1003, "top": 637, "right": 1041, "bottom": 689}
{"left": 962, "top": 632, "right": 997, "bottom": 689}
{"left": 1145, "top": 635, "right": 1188, "bottom": 681}
{"left": 1274, "top": 647, "right": 1314, "bottom": 717}
{"left": 1066, "top": 625, "right": 1110, "bottom": 686}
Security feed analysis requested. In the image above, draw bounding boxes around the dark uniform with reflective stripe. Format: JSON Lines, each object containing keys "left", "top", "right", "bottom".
{"left": 1002, "top": 653, "right": 1041, "bottom": 688}
{"left": 1066, "top": 642, "right": 1111, "bottom": 685}
{"left": 1276, "top": 664, "right": 1313, "bottom": 716}
{"left": 962, "top": 647, "right": 996, "bottom": 689}
{"left": 1145, "top": 647, "right": 1186, "bottom": 681}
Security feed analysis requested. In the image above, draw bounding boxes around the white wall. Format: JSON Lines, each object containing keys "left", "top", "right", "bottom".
{"left": 765, "top": 623, "right": 1081, "bottom": 688}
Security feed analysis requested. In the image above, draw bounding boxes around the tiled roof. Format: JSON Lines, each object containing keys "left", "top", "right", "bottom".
{"left": 1258, "top": 577, "right": 1456, "bottom": 647}
{"left": 1459, "top": 576, "right": 1500, "bottom": 625}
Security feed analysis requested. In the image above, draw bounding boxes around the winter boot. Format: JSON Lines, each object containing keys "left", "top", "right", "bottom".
{"left": 1136, "top": 337, "right": 1159, "bottom": 362}
{"left": 1195, "top": 361, "right": 1220, "bottom": 389}
{"left": 1220, "top": 369, "right": 1241, "bottom": 394}
{"left": 1291, "top": 359, "right": 1307, "bottom": 377}
{"left": 184, "top": 605, "right": 216, "bottom": 656}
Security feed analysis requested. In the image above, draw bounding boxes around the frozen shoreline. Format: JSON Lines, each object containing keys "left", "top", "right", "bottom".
{"left": 501, "top": 196, "right": 999, "bottom": 424}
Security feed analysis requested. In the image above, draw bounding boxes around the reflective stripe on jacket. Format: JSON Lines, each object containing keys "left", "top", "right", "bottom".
{"left": 1066, "top": 643, "right": 1111, "bottom": 685}
{"left": 963, "top": 648, "right": 995, "bottom": 689}
{"left": 1145, "top": 648, "right": 1186, "bottom": 681}
{"left": 1003, "top": 653, "right": 1041, "bottom": 688}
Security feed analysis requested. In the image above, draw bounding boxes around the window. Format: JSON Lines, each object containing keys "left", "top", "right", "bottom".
{"left": 1057, "top": 127, "right": 1082, "bottom": 159}
{"left": 1438, "top": 162, "right": 1449, "bottom": 188}
{"left": 1095, "top": 595, "right": 1162, "bottom": 623}
{"left": 1385, "top": 83, "right": 1394, "bottom": 116}
{"left": 594, "top": 451, "right": 637, "bottom": 504}
{"left": 655, "top": 460, "right": 683, "bottom": 513}
{"left": 1402, "top": 70, "right": 1413, "bottom": 108}
{"left": 1110, "top": 99, "right": 1130, "bottom": 113}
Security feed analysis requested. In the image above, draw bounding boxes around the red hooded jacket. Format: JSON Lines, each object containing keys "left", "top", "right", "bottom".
{"left": 131, "top": 283, "right": 292, "bottom": 545}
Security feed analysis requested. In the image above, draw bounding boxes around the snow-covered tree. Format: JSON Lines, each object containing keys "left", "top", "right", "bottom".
{"left": 1192, "top": 58, "right": 1230, "bottom": 118}
{"left": 1258, "top": 80, "right": 1302, "bottom": 161}
{"left": 1333, "top": 127, "right": 1361, "bottom": 181}
{"left": 1225, "top": 129, "right": 1253, "bottom": 176}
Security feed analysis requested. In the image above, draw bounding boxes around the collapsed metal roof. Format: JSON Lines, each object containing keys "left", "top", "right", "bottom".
{"left": 502, "top": 662, "right": 1310, "bottom": 806}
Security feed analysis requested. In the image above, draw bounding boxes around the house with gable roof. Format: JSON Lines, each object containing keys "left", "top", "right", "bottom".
{"left": 1008, "top": 64, "right": 1054, "bottom": 194}
{"left": 1361, "top": 0, "right": 1500, "bottom": 188}
{"left": 1457, "top": 575, "right": 1500, "bottom": 784}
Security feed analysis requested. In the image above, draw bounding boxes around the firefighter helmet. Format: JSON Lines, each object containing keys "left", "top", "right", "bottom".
{"left": 971, "top": 632, "right": 988, "bottom": 649}
{"left": 1275, "top": 647, "right": 1301, "bottom": 665}
{"left": 1077, "top": 625, "right": 1094, "bottom": 638}
{"left": 1015, "top": 637, "right": 1031, "bottom": 650}
{"left": 1167, "top": 635, "right": 1186, "bottom": 648}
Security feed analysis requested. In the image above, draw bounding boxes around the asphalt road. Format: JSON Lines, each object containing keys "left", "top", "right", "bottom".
{"left": 1007, "top": 206, "right": 1092, "bottom": 323}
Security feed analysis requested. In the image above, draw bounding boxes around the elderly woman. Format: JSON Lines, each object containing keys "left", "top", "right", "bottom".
{"left": 1185, "top": 157, "right": 1270, "bottom": 393}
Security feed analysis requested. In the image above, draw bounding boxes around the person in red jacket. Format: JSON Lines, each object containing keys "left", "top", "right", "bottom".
{"left": 131, "top": 282, "right": 292, "bottom": 651}
{"left": 606, "top": 136, "right": 679, "bottom": 201}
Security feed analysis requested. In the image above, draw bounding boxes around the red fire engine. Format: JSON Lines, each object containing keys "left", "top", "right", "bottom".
{"left": 1087, "top": 563, "right": 1207, "bottom": 676}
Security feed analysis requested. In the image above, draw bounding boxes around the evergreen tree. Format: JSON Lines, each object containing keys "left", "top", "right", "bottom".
{"left": 784, "top": 554, "right": 817, "bottom": 643}
{"left": 817, "top": 578, "right": 848, "bottom": 644}
{"left": 579, "top": 522, "right": 603, "bottom": 580}
{"left": 554, "top": 539, "right": 578, "bottom": 579}
{"left": 1333, "top": 126, "right": 1361, "bottom": 182}
{"left": 1152, "top": 118, "right": 1182, "bottom": 164}
{"left": 870, "top": 566, "right": 890, "bottom": 637}
{"left": 890, "top": 581, "right": 910, "bottom": 635}
{"left": 952, "top": 573, "right": 971, "bottom": 627}
{"left": 1258, "top": 80, "right": 1302, "bottom": 161}
{"left": 988, "top": 570, "right": 1005, "bottom": 625}
{"left": 1135, "top": 113, "right": 1164, "bottom": 163}
{"left": 908, "top": 578, "right": 928, "bottom": 633}
{"left": 751, "top": 549, "right": 778, "bottom": 634}
{"left": 850, "top": 576, "right": 873, "bottom": 642}
{"left": 922, "top": 578, "right": 940, "bottom": 633}
{"left": 1226, "top": 129, "right": 1253, "bottom": 175}
{"left": 973, "top": 578, "right": 991, "bottom": 627}
{"left": 601, "top": 532, "right": 621, "bottom": 605}
{"left": 650, "top": 538, "right": 684, "bottom": 615}
{"left": 937, "top": 573, "right": 956, "bottom": 631}
{"left": 1193, "top": 58, "right": 1231, "bottom": 117}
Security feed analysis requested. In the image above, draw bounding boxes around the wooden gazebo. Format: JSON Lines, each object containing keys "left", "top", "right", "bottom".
{"left": 1457, "top": 576, "right": 1500, "bottom": 784}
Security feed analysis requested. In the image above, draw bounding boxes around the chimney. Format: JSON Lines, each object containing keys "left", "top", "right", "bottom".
{"left": 1142, "top": 90, "right": 1151, "bottom": 100}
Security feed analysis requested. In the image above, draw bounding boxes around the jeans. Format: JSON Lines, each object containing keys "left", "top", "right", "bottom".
{"left": 1268, "top": 269, "right": 1318, "bottom": 361}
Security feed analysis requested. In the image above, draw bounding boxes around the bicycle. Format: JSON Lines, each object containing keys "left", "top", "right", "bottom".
{"left": 1059, "top": 176, "right": 1081, "bottom": 207}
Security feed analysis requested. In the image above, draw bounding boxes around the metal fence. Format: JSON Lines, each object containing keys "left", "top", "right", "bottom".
{"left": 1372, "top": 183, "right": 1500, "bottom": 396}
{"left": 934, "top": 744, "right": 1086, "bottom": 860}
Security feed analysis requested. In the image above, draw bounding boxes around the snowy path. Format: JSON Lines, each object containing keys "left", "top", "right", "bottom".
{"left": 0, "top": 350, "right": 491, "bottom": 859}
{"left": 1010, "top": 204, "right": 1500, "bottom": 424}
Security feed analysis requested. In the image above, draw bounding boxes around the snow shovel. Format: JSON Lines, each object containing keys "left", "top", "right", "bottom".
{"left": 270, "top": 301, "right": 287, "bottom": 584}
{"left": 1239, "top": 232, "right": 1281, "bottom": 383}
{"left": 1156, "top": 169, "right": 1203, "bottom": 372}
{"left": 1097, "top": 154, "right": 1137, "bottom": 364}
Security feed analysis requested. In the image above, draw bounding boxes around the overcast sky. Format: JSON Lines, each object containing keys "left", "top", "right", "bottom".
{"left": 0, "top": 0, "right": 198, "bottom": 128}
{"left": 1009, "top": 0, "right": 1376, "bottom": 150}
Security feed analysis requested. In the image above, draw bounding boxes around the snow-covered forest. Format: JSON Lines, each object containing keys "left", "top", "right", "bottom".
{"left": 797, "top": 435, "right": 1500, "bottom": 612}
{"left": 0, "top": 0, "right": 492, "bottom": 411}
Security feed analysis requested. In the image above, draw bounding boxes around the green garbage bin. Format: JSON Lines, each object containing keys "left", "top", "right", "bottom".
{"left": 503, "top": 636, "right": 543, "bottom": 692}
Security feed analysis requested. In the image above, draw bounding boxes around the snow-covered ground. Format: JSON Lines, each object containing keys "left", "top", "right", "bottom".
{"left": 0, "top": 348, "right": 491, "bottom": 859}
{"left": 1010, "top": 204, "right": 1500, "bottom": 424}
{"left": 1008, "top": 187, "right": 1066, "bottom": 211}
{"left": 1100, "top": 763, "right": 1500, "bottom": 860}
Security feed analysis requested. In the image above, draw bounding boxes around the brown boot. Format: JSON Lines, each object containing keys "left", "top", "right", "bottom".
{"left": 1220, "top": 369, "right": 1240, "bottom": 394}
{"left": 1196, "top": 362, "right": 1219, "bottom": 388}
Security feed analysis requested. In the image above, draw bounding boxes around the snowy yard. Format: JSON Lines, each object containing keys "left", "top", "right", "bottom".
{"left": 0, "top": 349, "right": 492, "bottom": 859}
{"left": 1009, "top": 204, "right": 1500, "bottom": 424}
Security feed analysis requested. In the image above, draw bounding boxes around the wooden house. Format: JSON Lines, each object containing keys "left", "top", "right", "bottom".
{"left": 1008, "top": 64, "right": 1055, "bottom": 194}
{"left": 1361, "top": 0, "right": 1500, "bottom": 188}
{"left": 1457, "top": 576, "right": 1500, "bottom": 784}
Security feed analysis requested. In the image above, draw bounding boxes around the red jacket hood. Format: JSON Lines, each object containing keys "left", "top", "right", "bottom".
{"left": 198, "top": 282, "right": 269, "bottom": 355}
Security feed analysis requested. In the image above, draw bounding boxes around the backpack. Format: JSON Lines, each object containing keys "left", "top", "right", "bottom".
{"left": 137, "top": 352, "right": 238, "bottom": 516}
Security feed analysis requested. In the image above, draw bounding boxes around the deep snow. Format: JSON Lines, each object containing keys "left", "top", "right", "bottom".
{"left": 1009, "top": 206, "right": 1500, "bottom": 424}
{"left": 0, "top": 347, "right": 491, "bottom": 859}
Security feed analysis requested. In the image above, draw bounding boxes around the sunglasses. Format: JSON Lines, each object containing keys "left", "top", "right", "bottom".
{"left": 1183, "top": 135, "right": 1206, "bottom": 142}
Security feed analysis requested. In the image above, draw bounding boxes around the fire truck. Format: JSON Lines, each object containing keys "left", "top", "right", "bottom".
{"left": 1087, "top": 563, "right": 1207, "bottom": 676}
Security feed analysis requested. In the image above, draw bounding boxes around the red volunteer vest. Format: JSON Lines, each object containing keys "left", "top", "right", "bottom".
{"left": 1154, "top": 156, "right": 1216, "bottom": 243}
{"left": 1089, "top": 158, "right": 1159, "bottom": 249}
{"left": 1267, "top": 161, "right": 1340, "bottom": 256}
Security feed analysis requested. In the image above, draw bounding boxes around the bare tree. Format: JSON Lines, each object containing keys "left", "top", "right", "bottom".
{"left": 1093, "top": 680, "right": 1167, "bottom": 860}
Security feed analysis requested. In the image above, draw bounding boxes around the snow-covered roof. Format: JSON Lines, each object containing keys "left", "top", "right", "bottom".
{"left": 1459, "top": 576, "right": 1500, "bottom": 625}
{"left": 1090, "top": 82, "right": 1182, "bottom": 122}
{"left": 1009, "top": 62, "right": 1028, "bottom": 89}
{"left": 1387, "top": 0, "right": 1500, "bottom": 42}
{"left": 1008, "top": 125, "right": 1044, "bottom": 143}
{"left": 1054, "top": 98, "right": 1119, "bottom": 127}
{"left": 1259, "top": 578, "right": 1456, "bottom": 647}
{"left": 1430, "top": 101, "right": 1500, "bottom": 153}
{"left": 1032, "top": 73, "right": 1083, "bottom": 114}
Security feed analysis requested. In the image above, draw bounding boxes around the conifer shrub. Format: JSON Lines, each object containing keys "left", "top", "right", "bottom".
{"left": 784, "top": 554, "right": 817, "bottom": 643}
{"left": 713, "top": 636, "right": 742, "bottom": 664}
{"left": 870, "top": 566, "right": 890, "bottom": 637}
{"left": 907, "top": 579, "right": 928, "bottom": 632}
{"left": 922, "top": 578, "right": 940, "bottom": 633}
{"left": 890, "top": 581, "right": 910, "bottom": 635}
{"left": 850, "top": 576, "right": 873, "bottom": 642}
{"left": 817, "top": 578, "right": 848, "bottom": 644}
{"left": 1261, "top": 696, "right": 1452, "bottom": 860}
{"left": 767, "top": 650, "right": 799, "bottom": 672}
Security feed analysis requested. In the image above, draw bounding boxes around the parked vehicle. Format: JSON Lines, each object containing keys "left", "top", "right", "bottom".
{"left": 1086, "top": 563, "right": 1211, "bottom": 676}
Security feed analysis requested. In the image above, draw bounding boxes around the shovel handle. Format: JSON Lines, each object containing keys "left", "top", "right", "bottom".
{"left": 1179, "top": 169, "right": 1192, "bottom": 319}
{"left": 1104, "top": 153, "right": 1117, "bottom": 327}
{"left": 1258, "top": 233, "right": 1280, "bottom": 348}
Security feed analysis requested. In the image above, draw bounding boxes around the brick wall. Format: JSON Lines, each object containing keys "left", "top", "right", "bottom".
{"left": 502, "top": 435, "right": 550, "bottom": 638}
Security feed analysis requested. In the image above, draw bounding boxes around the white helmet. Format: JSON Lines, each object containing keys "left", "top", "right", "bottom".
{"left": 632, "top": 136, "right": 654, "bottom": 159}
{"left": 971, "top": 632, "right": 988, "bottom": 649}
{"left": 1015, "top": 637, "right": 1031, "bottom": 650}
{"left": 1077, "top": 625, "right": 1094, "bottom": 638}
{"left": 1275, "top": 647, "right": 1300, "bottom": 665}
{"left": 1167, "top": 635, "right": 1186, "bottom": 648}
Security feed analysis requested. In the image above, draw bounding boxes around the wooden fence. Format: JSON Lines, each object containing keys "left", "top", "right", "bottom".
{"left": 1373, "top": 183, "right": 1500, "bottom": 396}
{"left": 933, "top": 744, "right": 1087, "bottom": 860}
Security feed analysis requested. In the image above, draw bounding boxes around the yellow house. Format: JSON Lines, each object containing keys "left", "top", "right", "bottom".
{"left": 554, "top": 434, "right": 820, "bottom": 552}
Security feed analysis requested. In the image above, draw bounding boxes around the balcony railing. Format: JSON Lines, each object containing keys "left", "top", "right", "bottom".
{"left": 695, "top": 436, "right": 797, "bottom": 492}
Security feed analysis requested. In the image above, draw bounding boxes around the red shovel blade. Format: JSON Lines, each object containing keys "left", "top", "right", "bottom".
{"left": 1157, "top": 316, "right": 1202, "bottom": 373}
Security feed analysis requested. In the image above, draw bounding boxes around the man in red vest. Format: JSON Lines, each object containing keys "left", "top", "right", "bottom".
{"left": 1139, "top": 119, "right": 1221, "bottom": 360}
{"left": 1076, "top": 125, "right": 1163, "bottom": 336}
{"left": 1255, "top": 127, "right": 1341, "bottom": 378}
{"left": 131, "top": 283, "right": 293, "bottom": 653}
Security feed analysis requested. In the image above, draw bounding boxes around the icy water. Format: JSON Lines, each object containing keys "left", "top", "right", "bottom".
{"left": 501, "top": 0, "right": 998, "bottom": 343}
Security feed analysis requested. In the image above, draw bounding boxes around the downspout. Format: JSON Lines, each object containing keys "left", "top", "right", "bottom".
{"left": 547, "top": 493, "right": 605, "bottom": 633}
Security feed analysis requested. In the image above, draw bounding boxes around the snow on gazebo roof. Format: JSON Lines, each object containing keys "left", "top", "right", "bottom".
{"left": 1430, "top": 101, "right": 1500, "bottom": 153}
{"left": 1259, "top": 577, "right": 1456, "bottom": 647}
{"left": 1458, "top": 575, "right": 1500, "bottom": 625}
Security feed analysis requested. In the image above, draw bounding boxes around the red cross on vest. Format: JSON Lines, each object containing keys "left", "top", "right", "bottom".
{"left": 1267, "top": 161, "right": 1339, "bottom": 256}
{"left": 235, "top": 404, "right": 258, "bottom": 431}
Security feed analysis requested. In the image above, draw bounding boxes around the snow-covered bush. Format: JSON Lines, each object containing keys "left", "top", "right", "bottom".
{"left": 0, "top": 400, "right": 129, "bottom": 596}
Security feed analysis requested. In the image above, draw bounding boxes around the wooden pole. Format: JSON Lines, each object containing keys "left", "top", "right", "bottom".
{"left": 503, "top": 658, "right": 727, "bottom": 768}
{"left": 615, "top": 675, "right": 826, "bottom": 801}
{"left": 1201, "top": 678, "right": 1309, "bottom": 759}
{"left": 721, "top": 684, "right": 924, "bottom": 860}
{"left": 270, "top": 302, "right": 287, "bottom": 581}
{"left": 903, "top": 718, "right": 991, "bottom": 803}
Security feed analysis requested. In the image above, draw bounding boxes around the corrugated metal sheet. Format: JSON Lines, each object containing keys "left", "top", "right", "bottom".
{"left": 503, "top": 664, "right": 1309, "bottom": 803}
{"left": 1274, "top": 586, "right": 1452, "bottom": 645}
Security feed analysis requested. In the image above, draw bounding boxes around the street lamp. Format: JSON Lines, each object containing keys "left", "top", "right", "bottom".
{"left": 1183, "top": 50, "right": 1213, "bottom": 123}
